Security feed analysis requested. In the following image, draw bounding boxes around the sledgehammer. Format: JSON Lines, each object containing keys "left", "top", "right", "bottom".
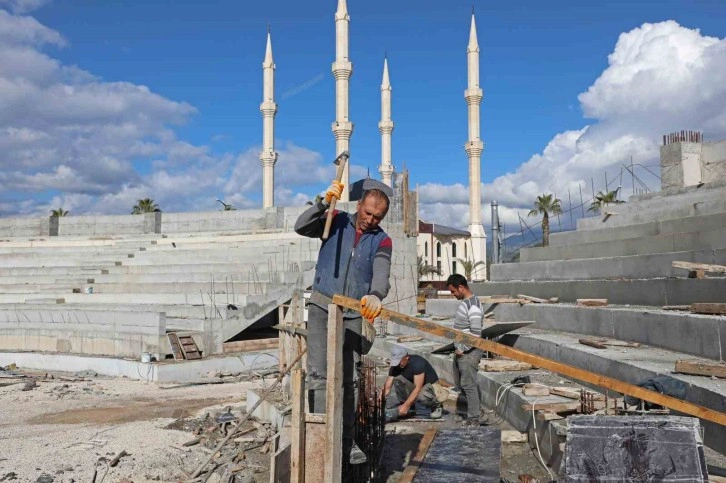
{"left": 322, "top": 150, "right": 350, "bottom": 240}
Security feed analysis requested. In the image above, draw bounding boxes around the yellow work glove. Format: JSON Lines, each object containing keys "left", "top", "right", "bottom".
{"left": 324, "top": 180, "right": 344, "bottom": 204}
{"left": 360, "top": 294, "right": 382, "bottom": 321}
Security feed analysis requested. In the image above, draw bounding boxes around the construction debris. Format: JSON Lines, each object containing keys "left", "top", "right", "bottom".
{"left": 396, "top": 335, "right": 424, "bottom": 343}
{"left": 517, "top": 294, "right": 556, "bottom": 304}
{"left": 672, "top": 260, "right": 726, "bottom": 278}
{"left": 480, "top": 360, "right": 533, "bottom": 372}
{"left": 522, "top": 384, "right": 550, "bottom": 396}
{"left": 576, "top": 298, "right": 609, "bottom": 307}
{"left": 579, "top": 337, "right": 641, "bottom": 349}
{"left": 675, "top": 360, "right": 726, "bottom": 379}
{"left": 691, "top": 303, "right": 726, "bottom": 315}
{"left": 501, "top": 430, "right": 528, "bottom": 443}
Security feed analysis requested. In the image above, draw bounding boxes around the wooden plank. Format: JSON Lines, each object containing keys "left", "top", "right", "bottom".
{"left": 479, "top": 297, "right": 530, "bottom": 304}
{"left": 167, "top": 333, "right": 184, "bottom": 361}
{"left": 691, "top": 303, "right": 726, "bottom": 315}
{"left": 304, "top": 421, "right": 326, "bottom": 482}
{"left": 396, "top": 335, "right": 423, "bottom": 343}
{"left": 290, "top": 368, "right": 305, "bottom": 483}
{"left": 522, "top": 384, "right": 550, "bottom": 396}
{"left": 521, "top": 401, "right": 581, "bottom": 413}
{"left": 579, "top": 338, "right": 607, "bottom": 349}
{"left": 331, "top": 294, "right": 726, "bottom": 427}
{"left": 323, "top": 304, "right": 343, "bottom": 483}
{"left": 550, "top": 387, "right": 581, "bottom": 400}
{"left": 517, "top": 294, "right": 551, "bottom": 304}
{"left": 305, "top": 413, "right": 326, "bottom": 424}
{"left": 672, "top": 261, "right": 726, "bottom": 274}
{"left": 675, "top": 360, "right": 726, "bottom": 379}
{"left": 398, "top": 427, "right": 438, "bottom": 483}
{"left": 663, "top": 305, "right": 690, "bottom": 311}
{"left": 222, "top": 338, "right": 279, "bottom": 353}
{"left": 480, "top": 360, "right": 533, "bottom": 372}
{"left": 576, "top": 299, "right": 608, "bottom": 307}
{"left": 536, "top": 410, "right": 564, "bottom": 421}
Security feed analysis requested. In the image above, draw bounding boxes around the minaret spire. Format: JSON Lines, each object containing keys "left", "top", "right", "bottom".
{"left": 260, "top": 28, "right": 278, "bottom": 208}
{"left": 378, "top": 56, "right": 394, "bottom": 187}
{"left": 332, "top": 0, "right": 353, "bottom": 200}
{"left": 464, "top": 11, "right": 487, "bottom": 279}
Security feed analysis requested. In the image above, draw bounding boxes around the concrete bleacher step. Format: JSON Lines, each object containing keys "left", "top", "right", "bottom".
{"left": 549, "top": 211, "right": 726, "bottom": 247}
{"left": 576, "top": 184, "right": 726, "bottom": 231}
{"left": 491, "top": 248, "right": 726, "bottom": 281}
{"left": 521, "top": 225, "right": 726, "bottom": 262}
{"left": 86, "top": 281, "right": 294, "bottom": 294}
{"left": 492, "top": 303, "right": 726, "bottom": 361}
{"left": 473, "top": 277, "right": 726, "bottom": 306}
{"left": 498, "top": 328, "right": 726, "bottom": 455}
{"left": 0, "top": 302, "right": 215, "bottom": 319}
{"left": 104, "top": 261, "right": 316, "bottom": 275}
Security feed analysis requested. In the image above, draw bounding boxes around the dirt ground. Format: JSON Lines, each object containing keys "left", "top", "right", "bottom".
{"left": 0, "top": 367, "right": 273, "bottom": 483}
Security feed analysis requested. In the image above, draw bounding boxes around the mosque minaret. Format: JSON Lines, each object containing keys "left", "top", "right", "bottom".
{"left": 378, "top": 56, "right": 394, "bottom": 187}
{"left": 260, "top": 28, "right": 278, "bottom": 209}
{"left": 465, "top": 12, "right": 487, "bottom": 279}
{"left": 332, "top": 0, "right": 353, "bottom": 201}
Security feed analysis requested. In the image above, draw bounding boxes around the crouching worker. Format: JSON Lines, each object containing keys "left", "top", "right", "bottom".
{"left": 383, "top": 346, "right": 448, "bottom": 421}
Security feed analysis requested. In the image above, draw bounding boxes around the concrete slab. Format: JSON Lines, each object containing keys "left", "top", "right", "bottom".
{"left": 472, "top": 278, "right": 726, "bottom": 306}
{"left": 415, "top": 427, "right": 501, "bottom": 482}
{"left": 0, "top": 350, "right": 278, "bottom": 383}
{"left": 492, "top": 248, "right": 726, "bottom": 281}
{"left": 492, "top": 303, "right": 726, "bottom": 361}
{"left": 521, "top": 226, "right": 726, "bottom": 262}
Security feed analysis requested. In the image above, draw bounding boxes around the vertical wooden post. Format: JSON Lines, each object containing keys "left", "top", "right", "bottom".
{"left": 291, "top": 367, "right": 306, "bottom": 483}
{"left": 324, "top": 304, "right": 343, "bottom": 483}
{"left": 278, "top": 305, "right": 288, "bottom": 374}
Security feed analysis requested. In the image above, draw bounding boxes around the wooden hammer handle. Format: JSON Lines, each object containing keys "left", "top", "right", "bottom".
{"left": 322, "top": 155, "right": 348, "bottom": 240}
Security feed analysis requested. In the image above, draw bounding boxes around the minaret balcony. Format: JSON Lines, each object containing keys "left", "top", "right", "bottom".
{"left": 259, "top": 152, "right": 279, "bottom": 167}
{"left": 260, "top": 101, "right": 278, "bottom": 115}
{"left": 331, "top": 121, "right": 354, "bottom": 138}
{"left": 464, "top": 140, "right": 485, "bottom": 157}
{"left": 378, "top": 121, "right": 394, "bottom": 134}
{"left": 331, "top": 61, "right": 353, "bottom": 78}
{"left": 464, "top": 88, "right": 483, "bottom": 103}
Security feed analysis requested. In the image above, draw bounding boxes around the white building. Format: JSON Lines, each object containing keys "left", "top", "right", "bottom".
{"left": 418, "top": 220, "right": 484, "bottom": 285}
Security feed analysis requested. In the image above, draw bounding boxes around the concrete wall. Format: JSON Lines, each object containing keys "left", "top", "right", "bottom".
{"left": 161, "top": 209, "right": 282, "bottom": 234}
{"left": 0, "top": 309, "right": 166, "bottom": 358}
{"left": 577, "top": 183, "right": 726, "bottom": 231}
{"left": 703, "top": 140, "right": 726, "bottom": 184}
{"left": 58, "top": 213, "right": 160, "bottom": 236}
{"left": 0, "top": 216, "right": 50, "bottom": 237}
{"left": 660, "top": 142, "right": 703, "bottom": 190}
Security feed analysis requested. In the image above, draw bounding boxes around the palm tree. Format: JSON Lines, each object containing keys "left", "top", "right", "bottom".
{"left": 50, "top": 208, "right": 69, "bottom": 217}
{"left": 417, "top": 256, "right": 442, "bottom": 279}
{"left": 216, "top": 199, "right": 236, "bottom": 211}
{"left": 528, "top": 193, "right": 562, "bottom": 247}
{"left": 588, "top": 190, "right": 625, "bottom": 213}
{"left": 131, "top": 198, "right": 160, "bottom": 214}
{"left": 456, "top": 257, "right": 486, "bottom": 280}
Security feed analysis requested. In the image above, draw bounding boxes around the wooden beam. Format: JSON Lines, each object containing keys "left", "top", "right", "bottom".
{"left": 521, "top": 401, "right": 581, "bottom": 413}
{"left": 517, "top": 294, "right": 552, "bottom": 304}
{"left": 479, "top": 296, "right": 530, "bottom": 304}
{"left": 691, "top": 303, "right": 726, "bottom": 315}
{"left": 290, "top": 368, "right": 305, "bottom": 483}
{"left": 576, "top": 299, "right": 608, "bottom": 307}
{"left": 675, "top": 360, "right": 726, "bottom": 379}
{"left": 662, "top": 305, "right": 690, "bottom": 311}
{"left": 480, "top": 360, "right": 533, "bottom": 372}
{"left": 522, "top": 384, "right": 550, "bottom": 396}
{"left": 323, "top": 304, "right": 343, "bottom": 483}
{"left": 579, "top": 338, "right": 607, "bottom": 349}
{"left": 331, "top": 294, "right": 726, "bottom": 427}
{"left": 222, "top": 338, "right": 279, "bottom": 353}
{"left": 399, "top": 427, "right": 438, "bottom": 483}
{"left": 672, "top": 261, "right": 726, "bottom": 274}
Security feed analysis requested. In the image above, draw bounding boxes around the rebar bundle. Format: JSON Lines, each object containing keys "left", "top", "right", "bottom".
{"left": 344, "top": 355, "right": 386, "bottom": 482}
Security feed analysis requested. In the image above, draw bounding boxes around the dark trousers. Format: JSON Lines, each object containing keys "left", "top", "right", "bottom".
{"left": 385, "top": 375, "right": 440, "bottom": 415}
{"left": 306, "top": 303, "right": 362, "bottom": 449}
{"left": 453, "top": 349, "right": 483, "bottom": 418}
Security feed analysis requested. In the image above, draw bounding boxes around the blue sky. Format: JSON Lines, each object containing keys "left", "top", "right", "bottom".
{"left": 1, "top": 0, "right": 725, "bottom": 229}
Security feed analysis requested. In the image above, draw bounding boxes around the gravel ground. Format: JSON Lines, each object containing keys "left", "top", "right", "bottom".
{"left": 0, "top": 368, "right": 268, "bottom": 482}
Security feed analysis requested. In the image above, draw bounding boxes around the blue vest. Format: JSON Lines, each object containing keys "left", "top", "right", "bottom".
{"left": 313, "top": 212, "right": 388, "bottom": 303}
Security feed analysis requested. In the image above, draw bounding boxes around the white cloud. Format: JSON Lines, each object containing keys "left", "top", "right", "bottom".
{"left": 0, "top": 0, "right": 51, "bottom": 14}
{"left": 418, "top": 21, "right": 726, "bottom": 233}
{"left": 0, "top": 9, "right": 337, "bottom": 217}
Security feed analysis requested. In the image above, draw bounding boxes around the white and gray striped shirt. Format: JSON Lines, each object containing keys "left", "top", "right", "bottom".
{"left": 453, "top": 295, "right": 483, "bottom": 352}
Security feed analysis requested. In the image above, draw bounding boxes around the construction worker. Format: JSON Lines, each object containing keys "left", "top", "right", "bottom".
{"left": 294, "top": 180, "right": 392, "bottom": 466}
{"left": 383, "top": 346, "right": 447, "bottom": 421}
{"left": 447, "top": 273, "right": 484, "bottom": 425}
